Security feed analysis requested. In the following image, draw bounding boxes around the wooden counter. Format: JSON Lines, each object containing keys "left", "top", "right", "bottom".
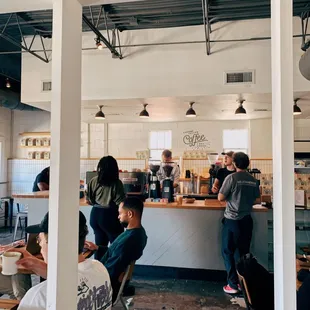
{"left": 12, "top": 191, "right": 267, "bottom": 212}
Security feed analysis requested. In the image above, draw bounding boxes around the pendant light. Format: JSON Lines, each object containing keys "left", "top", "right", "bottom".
{"left": 235, "top": 99, "right": 246, "bottom": 114}
{"left": 6, "top": 78, "right": 11, "bottom": 88}
{"left": 139, "top": 103, "right": 149, "bottom": 118}
{"left": 186, "top": 102, "right": 197, "bottom": 118}
{"left": 293, "top": 98, "right": 302, "bottom": 115}
{"left": 95, "top": 105, "right": 105, "bottom": 120}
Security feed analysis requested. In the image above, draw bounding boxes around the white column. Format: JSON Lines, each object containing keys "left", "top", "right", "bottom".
{"left": 271, "top": 0, "right": 296, "bottom": 309}
{"left": 47, "top": 0, "right": 82, "bottom": 309}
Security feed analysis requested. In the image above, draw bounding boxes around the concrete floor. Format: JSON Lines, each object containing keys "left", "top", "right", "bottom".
{"left": 1, "top": 227, "right": 247, "bottom": 309}
{"left": 115, "top": 278, "right": 246, "bottom": 310}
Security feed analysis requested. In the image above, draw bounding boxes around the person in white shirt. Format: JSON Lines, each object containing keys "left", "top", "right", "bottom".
{"left": 157, "top": 150, "right": 180, "bottom": 190}
{"left": 12, "top": 211, "right": 112, "bottom": 310}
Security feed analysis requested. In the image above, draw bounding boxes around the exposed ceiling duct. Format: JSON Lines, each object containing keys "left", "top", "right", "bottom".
{"left": 0, "top": 89, "right": 40, "bottom": 111}
{"left": 299, "top": 49, "right": 310, "bottom": 81}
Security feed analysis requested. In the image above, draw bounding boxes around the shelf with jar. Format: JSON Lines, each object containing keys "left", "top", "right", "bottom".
{"left": 19, "top": 132, "right": 51, "bottom": 150}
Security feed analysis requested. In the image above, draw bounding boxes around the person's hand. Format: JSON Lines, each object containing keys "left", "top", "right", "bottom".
{"left": 212, "top": 185, "right": 219, "bottom": 193}
{"left": 18, "top": 257, "right": 47, "bottom": 279}
{"left": 84, "top": 241, "right": 98, "bottom": 251}
{"left": 0, "top": 240, "right": 25, "bottom": 254}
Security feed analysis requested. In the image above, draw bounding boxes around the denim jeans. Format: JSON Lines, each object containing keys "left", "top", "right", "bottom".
{"left": 222, "top": 215, "right": 253, "bottom": 289}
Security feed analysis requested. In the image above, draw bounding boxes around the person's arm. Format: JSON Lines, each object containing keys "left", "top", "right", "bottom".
{"left": 218, "top": 176, "right": 233, "bottom": 202}
{"left": 84, "top": 241, "right": 108, "bottom": 261}
{"left": 254, "top": 181, "right": 261, "bottom": 204}
{"left": 7, "top": 248, "right": 48, "bottom": 279}
{"left": 85, "top": 178, "right": 96, "bottom": 205}
{"left": 173, "top": 165, "right": 180, "bottom": 188}
{"left": 101, "top": 242, "right": 133, "bottom": 282}
{"left": 36, "top": 173, "right": 49, "bottom": 191}
{"left": 212, "top": 178, "right": 220, "bottom": 194}
{"left": 37, "top": 182, "right": 49, "bottom": 191}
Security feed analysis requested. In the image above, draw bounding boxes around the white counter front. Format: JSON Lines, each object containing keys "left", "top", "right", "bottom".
{"left": 13, "top": 194, "right": 269, "bottom": 271}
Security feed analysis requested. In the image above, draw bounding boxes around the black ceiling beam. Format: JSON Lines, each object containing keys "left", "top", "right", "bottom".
{"left": 82, "top": 14, "right": 121, "bottom": 59}
{"left": 0, "top": 32, "right": 49, "bottom": 63}
{"left": 16, "top": 12, "right": 52, "bottom": 38}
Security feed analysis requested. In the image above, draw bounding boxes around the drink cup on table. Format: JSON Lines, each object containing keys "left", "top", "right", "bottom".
{"left": 1, "top": 251, "right": 21, "bottom": 275}
{"left": 176, "top": 195, "right": 183, "bottom": 205}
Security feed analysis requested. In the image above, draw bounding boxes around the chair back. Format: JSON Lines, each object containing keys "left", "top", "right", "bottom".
{"left": 237, "top": 271, "right": 253, "bottom": 308}
{"left": 113, "top": 261, "right": 135, "bottom": 308}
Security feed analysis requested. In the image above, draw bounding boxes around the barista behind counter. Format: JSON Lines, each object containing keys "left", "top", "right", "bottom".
{"left": 157, "top": 150, "right": 180, "bottom": 191}
{"left": 212, "top": 151, "right": 235, "bottom": 194}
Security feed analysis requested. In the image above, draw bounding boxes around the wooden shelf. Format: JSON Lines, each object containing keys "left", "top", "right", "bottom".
{"left": 19, "top": 132, "right": 50, "bottom": 136}
{"left": 20, "top": 146, "right": 50, "bottom": 148}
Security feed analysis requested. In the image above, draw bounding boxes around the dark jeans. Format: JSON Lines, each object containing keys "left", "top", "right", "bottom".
{"left": 222, "top": 215, "right": 253, "bottom": 289}
{"left": 90, "top": 206, "right": 124, "bottom": 259}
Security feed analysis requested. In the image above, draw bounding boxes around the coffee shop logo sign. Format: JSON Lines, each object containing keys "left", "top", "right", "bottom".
{"left": 183, "top": 130, "right": 210, "bottom": 149}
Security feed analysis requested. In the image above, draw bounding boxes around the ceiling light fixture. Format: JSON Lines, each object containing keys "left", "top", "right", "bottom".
{"left": 139, "top": 103, "right": 149, "bottom": 118}
{"left": 293, "top": 98, "right": 302, "bottom": 115}
{"left": 95, "top": 105, "right": 105, "bottom": 120}
{"left": 235, "top": 99, "right": 246, "bottom": 114}
{"left": 95, "top": 37, "right": 103, "bottom": 50}
{"left": 6, "top": 78, "right": 11, "bottom": 88}
{"left": 186, "top": 102, "right": 197, "bottom": 118}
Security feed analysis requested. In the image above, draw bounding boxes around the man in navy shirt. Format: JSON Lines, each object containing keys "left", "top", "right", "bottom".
{"left": 85, "top": 196, "right": 148, "bottom": 302}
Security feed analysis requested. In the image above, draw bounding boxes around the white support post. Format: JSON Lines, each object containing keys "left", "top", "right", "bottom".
{"left": 47, "top": 0, "right": 82, "bottom": 309}
{"left": 271, "top": 0, "right": 296, "bottom": 309}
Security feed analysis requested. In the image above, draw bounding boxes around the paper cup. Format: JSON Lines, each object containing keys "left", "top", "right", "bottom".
{"left": 1, "top": 252, "right": 21, "bottom": 275}
{"left": 176, "top": 195, "right": 183, "bottom": 205}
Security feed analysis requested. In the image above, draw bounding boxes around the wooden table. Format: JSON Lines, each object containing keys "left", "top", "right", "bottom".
{"left": 0, "top": 299, "right": 19, "bottom": 310}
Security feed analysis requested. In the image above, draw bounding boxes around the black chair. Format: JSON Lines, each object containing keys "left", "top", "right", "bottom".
{"left": 237, "top": 253, "right": 274, "bottom": 310}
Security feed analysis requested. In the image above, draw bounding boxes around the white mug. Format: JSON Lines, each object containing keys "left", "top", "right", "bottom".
{"left": 1, "top": 252, "right": 21, "bottom": 276}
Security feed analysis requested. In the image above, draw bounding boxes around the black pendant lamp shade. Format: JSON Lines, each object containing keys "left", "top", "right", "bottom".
{"left": 95, "top": 105, "right": 105, "bottom": 119}
{"left": 186, "top": 102, "right": 197, "bottom": 117}
{"left": 235, "top": 99, "right": 246, "bottom": 114}
{"left": 139, "top": 103, "right": 149, "bottom": 118}
{"left": 293, "top": 99, "right": 302, "bottom": 115}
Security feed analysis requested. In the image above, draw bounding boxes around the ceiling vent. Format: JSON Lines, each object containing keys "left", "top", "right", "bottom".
{"left": 224, "top": 70, "right": 255, "bottom": 85}
{"left": 42, "top": 81, "right": 52, "bottom": 92}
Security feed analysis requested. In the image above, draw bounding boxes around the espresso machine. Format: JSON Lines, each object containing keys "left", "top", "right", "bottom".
{"left": 149, "top": 164, "right": 161, "bottom": 199}
{"left": 161, "top": 163, "right": 174, "bottom": 202}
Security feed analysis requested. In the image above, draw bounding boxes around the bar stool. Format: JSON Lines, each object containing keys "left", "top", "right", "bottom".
{"left": 12, "top": 203, "right": 28, "bottom": 242}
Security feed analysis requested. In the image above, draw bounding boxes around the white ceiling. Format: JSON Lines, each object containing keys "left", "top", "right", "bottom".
{"left": 76, "top": 91, "right": 310, "bottom": 123}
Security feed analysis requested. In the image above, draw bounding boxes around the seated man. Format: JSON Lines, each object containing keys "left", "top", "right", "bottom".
{"left": 85, "top": 196, "right": 148, "bottom": 302}
{"left": 11, "top": 211, "right": 112, "bottom": 310}
{"left": 0, "top": 241, "right": 31, "bottom": 300}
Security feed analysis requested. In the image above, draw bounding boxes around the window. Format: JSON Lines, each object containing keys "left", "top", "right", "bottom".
{"left": 223, "top": 129, "right": 249, "bottom": 154}
{"left": 149, "top": 131, "right": 172, "bottom": 161}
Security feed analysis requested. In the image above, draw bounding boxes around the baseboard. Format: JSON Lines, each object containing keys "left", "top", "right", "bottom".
{"left": 133, "top": 265, "right": 226, "bottom": 282}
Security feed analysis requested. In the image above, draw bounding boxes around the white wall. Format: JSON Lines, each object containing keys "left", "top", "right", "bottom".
{"left": 0, "top": 106, "right": 11, "bottom": 198}
{"left": 21, "top": 18, "right": 309, "bottom": 105}
{"left": 108, "top": 120, "right": 250, "bottom": 157}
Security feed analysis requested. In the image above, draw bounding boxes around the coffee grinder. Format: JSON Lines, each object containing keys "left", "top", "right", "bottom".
{"left": 149, "top": 164, "right": 161, "bottom": 199}
{"left": 161, "top": 163, "right": 174, "bottom": 202}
